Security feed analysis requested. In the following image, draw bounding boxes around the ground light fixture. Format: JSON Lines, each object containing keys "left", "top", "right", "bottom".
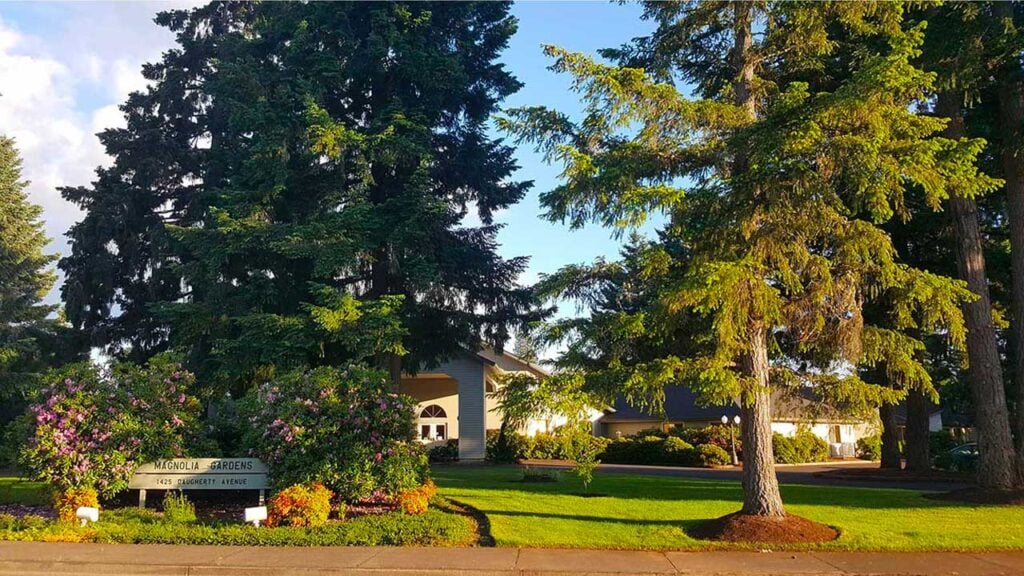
{"left": 75, "top": 506, "right": 99, "bottom": 527}
{"left": 721, "top": 415, "right": 741, "bottom": 466}
{"left": 245, "top": 505, "right": 268, "bottom": 527}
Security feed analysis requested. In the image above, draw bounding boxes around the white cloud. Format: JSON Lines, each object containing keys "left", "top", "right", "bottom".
{"left": 0, "top": 9, "right": 177, "bottom": 304}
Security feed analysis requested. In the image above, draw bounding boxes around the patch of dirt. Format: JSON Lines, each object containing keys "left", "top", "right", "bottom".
{"left": 569, "top": 492, "right": 609, "bottom": 498}
{"left": 927, "top": 487, "right": 1024, "bottom": 506}
{"left": 689, "top": 512, "right": 839, "bottom": 544}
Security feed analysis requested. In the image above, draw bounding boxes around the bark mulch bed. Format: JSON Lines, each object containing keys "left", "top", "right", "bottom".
{"left": 689, "top": 512, "right": 839, "bottom": 544}
{"left": 813, "top": 467, "right": 971, "bottom": 483}
{"left": 926, "top": 487, "right": 1024, "bottom": 506}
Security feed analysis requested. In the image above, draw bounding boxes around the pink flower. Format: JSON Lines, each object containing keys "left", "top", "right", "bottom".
{"left": 171, "top": 415, "right": 184, "bottom": 427}
{"left": 374, "top": 452, "right": 382, "bottom": 463}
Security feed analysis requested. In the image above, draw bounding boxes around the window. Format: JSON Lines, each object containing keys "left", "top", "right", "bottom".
{"left": 420, "top": 405, "right": 446, "bottom": 419}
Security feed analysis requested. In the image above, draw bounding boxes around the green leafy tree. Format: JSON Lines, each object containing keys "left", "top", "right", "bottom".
{"left": 60, "top": 2, "right": 539, "bottom": 396}
{"left": 0, "top": 136, "right": 83, "bottom": 450}
{"left": 504, "top": 2, "right": 990, "bottom": 517}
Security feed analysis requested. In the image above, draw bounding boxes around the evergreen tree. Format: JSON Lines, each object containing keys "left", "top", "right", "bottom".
{"left": 60, "top": 2, "right": 539, "bottom": 395}
{"left": 0, "top": 136, "right": 82, "bottom": 441}
{"left": 505, "top": 2, "right": 989, "bottom": 517}
{"left": 920, "top": 2, "right": 1022, "bottom": 489}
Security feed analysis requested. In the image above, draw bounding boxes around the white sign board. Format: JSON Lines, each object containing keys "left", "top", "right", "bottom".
{"left": 129, "top": 458, "right": 269, "bottom": 507}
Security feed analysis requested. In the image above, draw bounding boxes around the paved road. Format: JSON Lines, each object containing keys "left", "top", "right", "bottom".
{"left": 515, "top": 460, "right": 970, "bottom": 492}
{"left": 0, "top": 542, "right": 1019, "bottom": 576}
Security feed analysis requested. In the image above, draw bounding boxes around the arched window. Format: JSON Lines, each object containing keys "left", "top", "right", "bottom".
{"left": 420, "top": 405, "right": 446, "bottom": 419}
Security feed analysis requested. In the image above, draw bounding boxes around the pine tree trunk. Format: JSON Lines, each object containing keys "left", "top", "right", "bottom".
{"left": 905, "top": 390, "right": 931, "bottom": 473}
{"left": 739, "top": 324, "right": 785, "bottom": 517}
{"left": 938, "top": 91, "right": 1019, "bottom": 490}
{"left": 995, "top": 22, "right": 1024, "bottom": 480}
{"left": 879, "top": 403, "right": 902, "bottom": 469}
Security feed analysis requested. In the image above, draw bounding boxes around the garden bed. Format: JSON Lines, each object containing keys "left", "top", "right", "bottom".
{"left": 0, "top": 497, "right": 476, "bottom": 546}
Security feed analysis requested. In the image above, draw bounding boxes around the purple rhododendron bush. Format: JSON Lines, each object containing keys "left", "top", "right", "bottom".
{"left": 13, "top": 354, "right": 208, "bottom": 505}
{"left": 240, "top": 365, "right": 429, "bottom": 503}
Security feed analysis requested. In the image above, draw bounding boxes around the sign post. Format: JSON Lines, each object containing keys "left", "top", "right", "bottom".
{"left": 129, "top": 458, "right": 270, "bottom": 508}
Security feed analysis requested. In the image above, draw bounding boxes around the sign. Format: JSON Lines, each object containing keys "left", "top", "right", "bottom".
{"left": 129, "top": 458, "right": 269, "bottom": 508}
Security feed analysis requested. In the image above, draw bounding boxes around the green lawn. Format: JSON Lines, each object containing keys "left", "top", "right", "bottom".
{"left": 0, "top": 476, "right": 48, "bottom": 506}
{"left": 434, "top": 465, "right": 1024, "bottom": 551}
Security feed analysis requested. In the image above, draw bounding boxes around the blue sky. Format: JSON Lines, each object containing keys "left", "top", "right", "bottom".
{"left": 0, "top": 1, "right": 660, "bottom": 313}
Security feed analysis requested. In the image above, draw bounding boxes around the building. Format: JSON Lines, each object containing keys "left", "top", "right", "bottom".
{"left": 399, "top": 348, "right": 555, "bottom": 460}
{"left": 597, "top": 385, "right": 876, "bottom": 458}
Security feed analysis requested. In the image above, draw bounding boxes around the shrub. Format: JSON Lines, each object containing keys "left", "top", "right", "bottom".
{"left": 54, "top": 487, "right": 98, "bottom": 524}
{"left": 660, "top": 436, "right": 696, "bottom": 466}
{"left": 773, "top": 430, "right": 829, "bottom": 464}
{"left": 240, "top": 365, "right": 425, "bottom": 501}
{"left": 486, "top": 428, "right": 528, "bottom": 462}
{"left": 428, "top": 440, "right": 459, "bottom": 462}
{"left": 856, "top": 435, "right": 882, "bottom": 461}
{"left": 17, "top": 356, "right": 205, "bottom": 498}
{"left": 396, "top": 480, "right": 437, "bottom": 515}
{"left": 267, "top": 482, "right": 334, "bottom": 527}
{"left": 672, "top": 425, "right": 741, "bottom": 455}
{"left": 520, "top": 467, "right": 561, "bottom": 482}
{"left": 695, "top": 444, "right": 731, "bottom": 467}
{"left": 161, "top": 491, "right": 197, "bottom": 524}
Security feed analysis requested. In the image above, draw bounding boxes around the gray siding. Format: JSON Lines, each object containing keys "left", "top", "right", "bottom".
{"left": 436, "top": 356, "right": 487, "bottom": 460}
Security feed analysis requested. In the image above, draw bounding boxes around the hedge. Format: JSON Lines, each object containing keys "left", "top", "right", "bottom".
{"left": 772, "top": 430, "right": 829, "bottom": 464}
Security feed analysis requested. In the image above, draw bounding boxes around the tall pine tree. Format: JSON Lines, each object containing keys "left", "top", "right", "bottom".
{"left": 61, "top": 2, "right": 539, "bottom": 395}
{"left": 0, "top": 136, "right": 82, "bottom": 438}
{"left": 505, "top": 1, "right": 990, "bottom": 519}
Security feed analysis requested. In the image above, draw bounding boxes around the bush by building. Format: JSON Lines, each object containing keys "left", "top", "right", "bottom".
{"left": 772, "top": 429, "right": 829, "bottom": 464}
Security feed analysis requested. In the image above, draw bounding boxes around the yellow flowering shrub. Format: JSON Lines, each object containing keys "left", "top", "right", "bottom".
{"left": 267, "top": 482, "right": 333, "bottom": 527}
{"left": 54, "top": 487, "right": 98, "bottom": 524}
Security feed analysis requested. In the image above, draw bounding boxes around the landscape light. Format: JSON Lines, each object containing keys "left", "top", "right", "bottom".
{"left": 76, "top": 506, "right": 99, "bottom": 527}
{"left": 244, "top": 505, "right": 268, "bottom": 527}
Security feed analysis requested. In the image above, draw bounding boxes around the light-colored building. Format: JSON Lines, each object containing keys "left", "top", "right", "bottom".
{"left": 598, "top": 386, "right": 876, "bottom": 459}
{"left": 399, "top": 348, "right": 555, "bottom": 460}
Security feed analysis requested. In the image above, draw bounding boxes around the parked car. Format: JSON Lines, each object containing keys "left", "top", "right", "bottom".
{"left": 933, "top": 442, "right": 978, "bottom": 472}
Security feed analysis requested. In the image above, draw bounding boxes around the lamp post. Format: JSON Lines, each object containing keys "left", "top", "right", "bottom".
{"left": 721, "top": 415, "right": 740, "bottom": 466}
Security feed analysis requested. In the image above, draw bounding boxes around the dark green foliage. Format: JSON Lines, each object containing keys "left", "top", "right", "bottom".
{"left": 694, "top": 444, "right": 731, "bottom": 467}
{"left": 772, "top": 431, "right": 830, "bottom": 465}
{"left": 670, "top": 425, "right": 741, "bottom": 456}
{"left": 427, "top": 440, "right": 460, "bottom": 463}
{"left": 0, "top": 136, "right": 84, "bottom": 459}
{"left": 60, "top": 2, "right": 540, "bottom": 395}
{"left": 856, "top": 435, "right": 883, "bottom": 461}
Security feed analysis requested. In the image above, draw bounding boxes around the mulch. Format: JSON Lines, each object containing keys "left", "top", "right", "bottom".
{"left": 689, "top": 512, "right": 839, "bottom": 544}
{"left": 926, "top": 487, "right": 1024, "bottom": 506}
{"left": 813, "top": 467, "right": 972, "bottom": 483}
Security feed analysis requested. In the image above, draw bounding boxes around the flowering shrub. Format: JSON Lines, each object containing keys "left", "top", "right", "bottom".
{"left": 267, "top": 482, "right": 333, "bottom": 527}
{"left": 397, "top": 480, "right": 437, "bottom": 515}
{"left": 241, "top": 364, "right": 426, "bottom": 501}
{"left": 54, "top": 487, "right": 98, "bottom": 524}
{"left": 16, "top": 355, "right": 206, "bottom": 498}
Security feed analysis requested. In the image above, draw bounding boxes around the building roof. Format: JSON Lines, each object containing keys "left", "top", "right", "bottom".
{"left": 600, "top": 385, "right": 860, "bottom": 424}
{"left": 475, "top": 347, "right": 549, "bottom": 378}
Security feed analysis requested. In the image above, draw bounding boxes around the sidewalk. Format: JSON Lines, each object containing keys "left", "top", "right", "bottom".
{"left": 1, "top": 542, "right": 1021, "bottom": 576}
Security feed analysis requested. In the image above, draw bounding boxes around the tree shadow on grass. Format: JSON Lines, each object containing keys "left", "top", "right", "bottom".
{"left": 439, "top": 470, "right": 989, "bottom": 511}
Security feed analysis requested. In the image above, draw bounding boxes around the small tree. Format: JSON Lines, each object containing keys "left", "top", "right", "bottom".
{"left": 565, "top": 425, "right": 601, "bottom": 493}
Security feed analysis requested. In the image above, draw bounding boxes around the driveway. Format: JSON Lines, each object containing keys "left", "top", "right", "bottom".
{"left": 516, "top": 459, "right": 969, "bottom": 492}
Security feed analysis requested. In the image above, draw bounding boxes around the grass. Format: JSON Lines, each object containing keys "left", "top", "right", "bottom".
{"left": 434, "top": 465, "right": 1024, "bottom": 551}
{"left": 0, "top": 476, "right": 48, "bottom": 506}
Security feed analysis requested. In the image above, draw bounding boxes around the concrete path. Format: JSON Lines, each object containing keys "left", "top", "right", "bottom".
{"left": 0, "top": 542, "right": 1021, "bottom": 576}
{"left": 514, "top": 461, "right": 970, "bottom": 492}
